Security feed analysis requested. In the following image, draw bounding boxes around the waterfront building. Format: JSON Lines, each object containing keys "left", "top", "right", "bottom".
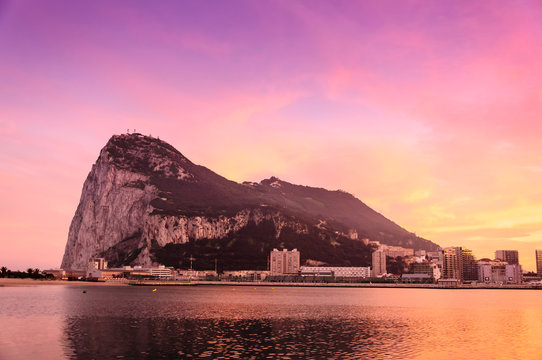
{"left": 299, "top": 268, "right": 333, "bottom": 277}
{"left": 222, "top": 270, "right": 269, "bottom": 281}
{"left": 150, "top": 265, "right": 172, "bottom": 278}
{"left": 127, "top": 265, "right": 172, "bottom": 278}
{"left": 409, "top": 262, "right": 433, "bottom": 277}
{"left": 442, "top": 247, "right": 463, "bottom": 281}
{"left": 477, "top": 259, "right": 513, "bottom": 284}
{"left": 536, "top": 250, "right": 542, "bottom": 276}
{"left": 88, "top": 257, "right": 108, "bottom": 270}
{"left": 64, "top": 270, "right": 86, "bottom": 279}
{"left": 431, "top": 262, "right": 441, "bottom": 280}
{"left": 372, "top": 249, "right": 386, "bottom": 277}
{"left": 270, "top": 248, "right": 300, "bottom": 275}
{"left": 300, "top": 266, "right": 371, "bottom": 278}
{"left": 43, "top": 268, "right": 66, "bottom": 279}
{"left": 88, "top": 269, "right": 126, "bottom": 279}
{"left": 176, "top": 269, "right": 218, "bottom": 280}
{"left": 401, "top": 273, "right": 432, "bottom": 283}
{"left": 437, "top": 278, "right": 460, "bottom": 287}
{"left": 505, "top": 264, "right": 522, "bottom": 284}
{"left": 479, "top": 264, "right": 493, "bottom": 283}
{"left": 406, "top": 260, "right": 441, "bottom": 283}
{"left": 86, "top": 257, "right": 108, "bottom": 278}
{"left": 409, "top": 262, "right": 440, "bottom": 280}
{"left": 85, "top": 261, "right": 173, "bottom": 280}
{"left": 462, "top": 248, "right": 478, "bottom": 282}
{"left": 427, "top": 251, "right": 444, "bottom": 273}
{"left": 442, "top": 247, "right": 478, "bottom": 283}
{"left": 495, "top": 250, "right": 519, "bottom": 265}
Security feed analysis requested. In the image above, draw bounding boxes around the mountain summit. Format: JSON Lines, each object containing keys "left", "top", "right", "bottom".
{"left": 61, "top": 133, "right": 439, "bottom": 270}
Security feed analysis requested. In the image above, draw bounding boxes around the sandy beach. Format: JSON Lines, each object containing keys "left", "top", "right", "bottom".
{"left": 0, "top": 278, "right": 128, "bottom": 287}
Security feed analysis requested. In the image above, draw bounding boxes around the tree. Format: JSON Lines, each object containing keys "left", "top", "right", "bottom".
{"left": 1, "top": 266, "right": 7, "bottom": 277}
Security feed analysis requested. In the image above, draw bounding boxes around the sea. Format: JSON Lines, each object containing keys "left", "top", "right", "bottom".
{"left": 1, "top": 285, "right": 542, "bottom": 359}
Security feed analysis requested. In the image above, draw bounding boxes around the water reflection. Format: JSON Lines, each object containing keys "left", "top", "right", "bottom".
{"left": 3, "top": 286, "right": 542, "bottom": 359}
{"left": 64, "top": 316, "right": 413, "bottom": 359}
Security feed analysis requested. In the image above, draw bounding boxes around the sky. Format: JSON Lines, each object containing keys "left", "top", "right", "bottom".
{"left": 1, "top": 0, "right": 542, "bottom": 271}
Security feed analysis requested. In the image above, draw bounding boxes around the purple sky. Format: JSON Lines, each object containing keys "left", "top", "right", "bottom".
{"left": 2, "top": 0, "right": 542, "bottom": 270}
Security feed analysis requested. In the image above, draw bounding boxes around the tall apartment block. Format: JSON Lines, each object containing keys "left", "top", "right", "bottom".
{"left": 442, "top": 247, "right": 478, "bottom": 282}
{"left": 442, "top": 247, "right": 463, "bottom": 281}
{"left": 536, "top": 250, "right": 542, "bottom": 276}
{"left": 462, "top": 248, "right": 478, "bottom": 282}
{"left": 270, "top": 248, "right": 300, "bottom": 275}
{"left": 495, "top": 250, "right": 519, "bottom": 265}
{"left": 372, "top": 249, "right": 387, "bottom": 277}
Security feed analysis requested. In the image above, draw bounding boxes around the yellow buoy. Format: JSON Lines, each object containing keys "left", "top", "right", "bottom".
{"left": 152, "top": 288, "right": 157, "bottom": 292}
{"left": 232, "top": 288, "right": 236, "bottom": 291}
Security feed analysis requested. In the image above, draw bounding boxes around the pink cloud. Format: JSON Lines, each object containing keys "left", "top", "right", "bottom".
{"left": 2, "top": 0, "right": 542, "bottom": 270}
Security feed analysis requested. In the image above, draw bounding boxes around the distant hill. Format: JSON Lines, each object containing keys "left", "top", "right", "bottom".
{"left": 61, "top": 133, "right": 439, "bottom": 271}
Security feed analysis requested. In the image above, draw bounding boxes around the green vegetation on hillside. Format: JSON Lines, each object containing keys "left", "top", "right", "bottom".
{"left": 151, "top": 219, "right": 374, "bottom": 271}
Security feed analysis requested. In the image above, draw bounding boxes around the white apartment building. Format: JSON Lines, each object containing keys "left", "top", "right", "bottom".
{"left": 372, "top": 250, "right": 387, "bottom": 277}
{"left": 270, "top": 248, "right": 300, "bottom": 275}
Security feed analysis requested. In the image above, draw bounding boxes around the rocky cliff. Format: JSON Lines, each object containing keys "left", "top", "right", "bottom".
{"left": 61, "top": 133, "right": 439, "bottom": 270}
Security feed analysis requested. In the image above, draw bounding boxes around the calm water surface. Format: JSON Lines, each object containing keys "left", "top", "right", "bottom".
{"left": 1, "top": 285, "right": 542, "bottom": 359}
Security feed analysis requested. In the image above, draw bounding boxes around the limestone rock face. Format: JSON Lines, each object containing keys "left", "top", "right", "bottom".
{"left": 62, "top": 133, "right": 439, "bottom": 270}
{"left": 61, "top": 134, "right": 312, "bottom": 270}
{"left": 143, "top": 207, "right": 309, "bottom": 248}
{"left": 61, "top": 145, "right": 158, "bottom": 269}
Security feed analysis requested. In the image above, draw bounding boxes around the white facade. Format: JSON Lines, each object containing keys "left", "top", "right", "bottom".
{"left": 478, "top": 261, "right": 522, "bottom": 284}
{"left": 431, "top": 262, "right": 441, "bottom": 280}
{"left": 505, "top": 264, "right": 522, "bottom": 284}
{"left": 270, "top": 248, "right": 300, "bottom": 275}
{"left": 85, "top": 260, "right": 172, "bottom": 279}
{"left": 372, "top": 250, "right": 387, "bottom": 277}
{"left": 151, "top": 265, "right": 172, "bottom": 278}
{"left": 300, "top": 266, "right": 371, "bottom": 278}
{"left": 479, "top": 264, "right": 493, "bottom": 283}
{"left": 86, "top": 257, "right": 108, "bottom": 277}
{"left": 88, "top": 257, "right": 107, "bottom": 270}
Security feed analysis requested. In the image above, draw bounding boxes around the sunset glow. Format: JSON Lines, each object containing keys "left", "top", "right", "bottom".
{"left": 1, "top": 0, "right": 542, "bottom": 270}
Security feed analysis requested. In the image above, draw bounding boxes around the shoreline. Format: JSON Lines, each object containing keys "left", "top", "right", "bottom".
{"left": 132, "top": 280, "right": 542, "bottom": 290}
{"left": 0, "top": 278, "right": 128, "bottom": 287}
{"left": 2, "top": 277, "right": 542, "bottom": 290}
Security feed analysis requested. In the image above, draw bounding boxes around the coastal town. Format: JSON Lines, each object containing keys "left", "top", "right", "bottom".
{"left": 36, "top": 244, "right": 542, "bottom": 288}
